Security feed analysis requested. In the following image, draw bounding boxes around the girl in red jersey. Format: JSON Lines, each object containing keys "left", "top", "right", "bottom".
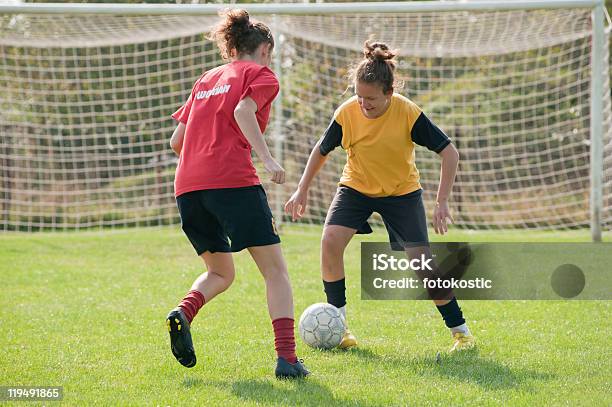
{"left": 166, "top": 9, "right": 309, "bottom": 379}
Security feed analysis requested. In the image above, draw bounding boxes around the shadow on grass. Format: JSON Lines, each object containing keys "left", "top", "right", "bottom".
{"left": 231, "top": 379, "right": 385, "bottom": 407}
{"left": 182, "top": 377, "right": 205, "bottom": 388}
{"left": 422, "top": 350, "right": 554, "bottom": 391}
{"left": 341, "top": 347, "right": 382, "bottom": 360}
{"left": 340, "top": 346, "right": 555, "bottom": 391}
{"left": 187, "top": 378, "right": 385, "bottom": 407}
{"left": 180, "top": 347, "right": 555, "bottom": 400}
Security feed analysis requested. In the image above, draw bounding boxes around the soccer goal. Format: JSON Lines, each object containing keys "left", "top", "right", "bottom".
{"left": 0, "top": 1, "right": 610, "bottom": 240}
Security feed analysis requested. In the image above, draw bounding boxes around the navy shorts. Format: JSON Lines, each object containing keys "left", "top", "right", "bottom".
{"left": 176, "top": 185, "right": 280, "bottom": 255}
{"left": 325, "top": 185, "right": 429, "bottom": 248}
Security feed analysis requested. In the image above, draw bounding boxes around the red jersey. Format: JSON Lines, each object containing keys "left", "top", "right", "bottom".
{"left": 172, "top": 60, "right": 279, "bottom": 197}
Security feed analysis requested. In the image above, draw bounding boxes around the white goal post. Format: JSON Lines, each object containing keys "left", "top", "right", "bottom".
{"left": 0, "top": 1, "right": 609, "bottom": 241}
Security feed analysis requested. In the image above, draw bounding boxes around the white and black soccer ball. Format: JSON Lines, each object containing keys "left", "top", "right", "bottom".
{"left": 298, "top": 303, "right": 346, "bottom": 350}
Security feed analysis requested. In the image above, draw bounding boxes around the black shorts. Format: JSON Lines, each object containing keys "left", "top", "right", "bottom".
{"left": 325, "top": 185, "right": 429, "bottom": 248}
{"left": 176, "top": 185, "right": 280, "bottom": 255}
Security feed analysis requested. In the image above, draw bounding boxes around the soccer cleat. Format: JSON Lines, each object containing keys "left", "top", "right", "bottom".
{"left": 275, "top": 357, "right": 310, "bottom": 379}
{"left": 449, "top": 332, "right": 476, "bottom": 353}
{"left": 166, "top": 307, "right": 197, "bottom": 368}
{"left": 338, "top": 329, "right": 358, "bottom": 349}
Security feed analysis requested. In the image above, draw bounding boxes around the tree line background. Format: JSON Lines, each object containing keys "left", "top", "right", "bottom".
{"left": 0, "top": 0, "right": 609, "bottom": 231}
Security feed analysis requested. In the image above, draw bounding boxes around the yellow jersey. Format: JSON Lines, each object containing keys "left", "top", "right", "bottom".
{"left": 319, "top": 93, "right": 450, "bottom": 197}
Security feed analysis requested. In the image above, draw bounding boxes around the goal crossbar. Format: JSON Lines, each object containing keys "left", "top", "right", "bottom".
{"left": 0, "top": 0, "right": 604, "bottom": 16}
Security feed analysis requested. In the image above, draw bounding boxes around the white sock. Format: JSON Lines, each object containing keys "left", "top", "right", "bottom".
{"left": 450, "top": 323, "right": 470, "bottom": 336}
{"left": 338, "top": 305, "right": 347, "bottom": 322}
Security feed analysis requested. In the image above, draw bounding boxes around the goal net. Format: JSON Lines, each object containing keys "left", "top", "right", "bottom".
{"left": 0, "top": 3, "right": 611, "bottom": 233}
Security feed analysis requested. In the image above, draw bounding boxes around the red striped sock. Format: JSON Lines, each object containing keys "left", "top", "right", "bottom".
{"left": 272, "top": 318, "right": 297, "bottom": 364}
{"left": 178, "top": 290, "right": 206, "bottom": 324}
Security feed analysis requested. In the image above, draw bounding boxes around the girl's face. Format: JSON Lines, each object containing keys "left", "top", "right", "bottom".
{"left": 355, "top": 81, "right": 392, "bottom": 119}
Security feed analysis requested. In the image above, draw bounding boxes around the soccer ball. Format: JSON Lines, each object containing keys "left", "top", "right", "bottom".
{"left": 298, "top": 303, "right": 346, "bottom": 350}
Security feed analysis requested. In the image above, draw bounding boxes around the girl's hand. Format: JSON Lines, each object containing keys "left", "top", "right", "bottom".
{"left": 284, "top": 188, "right": 308, "bottom": 221}
{"left": 432, "top": 200, "right": 454, "bottom": 235}
{"left": 264, "top": 158, "right": 285, "bottom": 184}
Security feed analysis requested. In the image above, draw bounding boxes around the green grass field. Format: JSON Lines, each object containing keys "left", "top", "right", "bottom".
{"left": 1, "top": 226, "right": 611, "bottom": 406}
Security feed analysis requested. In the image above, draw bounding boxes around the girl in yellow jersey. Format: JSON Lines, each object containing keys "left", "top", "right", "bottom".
{"left": 285, "top": 40, "right": 475, "bottom": 352}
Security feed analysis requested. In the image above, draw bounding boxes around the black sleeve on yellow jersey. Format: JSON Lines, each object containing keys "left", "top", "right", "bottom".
{"left": 411, "top": 112, "right": 451, "bottom": 153}
{"left": 319, "top": 119, "right": 343, "bottom": 156}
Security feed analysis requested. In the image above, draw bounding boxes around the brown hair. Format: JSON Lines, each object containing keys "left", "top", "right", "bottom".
{"left": 208, "top": 9, "right": 274, "bottom": 60}
{"left": 348, "top": 39, "right": 398, "bottom": 94}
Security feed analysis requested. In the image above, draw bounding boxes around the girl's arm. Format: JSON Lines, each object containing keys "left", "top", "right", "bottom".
{"left": 170, "top": 122, "right": 186, "bottom": 156}
{"left": 234, "top": 96, "right": 285, "bottom": 184}
{"left": 432, "top": 143, "right": 459, "bottom": 235}
{"left": 284, "top": 139, "right": 329, "bottom": 221}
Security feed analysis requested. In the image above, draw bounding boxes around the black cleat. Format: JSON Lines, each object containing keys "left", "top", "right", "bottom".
{"left": 166, "top": 307, "right": 196, "bottom": 368}
{"left": 275, "top": 357, "right": 310, "bottom": 379}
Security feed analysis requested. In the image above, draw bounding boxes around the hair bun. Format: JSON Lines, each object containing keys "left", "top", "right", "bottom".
{"left": 224, "top": 8, "right": 250, "bottom": 33}
{"left": 209, "top": 8, "right": 274, "bottom": 60}
{"left": 364, "top": 41, "right": 397, "bottom": 61}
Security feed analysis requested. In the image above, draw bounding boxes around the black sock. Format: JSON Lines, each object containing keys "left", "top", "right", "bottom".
{"left": 436, "top": 297, "right": 465, "bottom": 328}
{"left": 323, "top": 278, "right": 346, "bottom": 308}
